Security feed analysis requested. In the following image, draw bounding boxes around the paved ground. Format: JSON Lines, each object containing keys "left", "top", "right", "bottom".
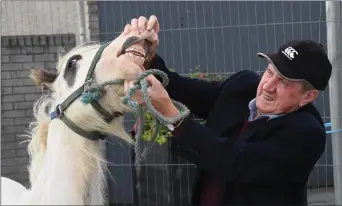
{"left": 307, "top": 187, "right": 337, "bottom": 205}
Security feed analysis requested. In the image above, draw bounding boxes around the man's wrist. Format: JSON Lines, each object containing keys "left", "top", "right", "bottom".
{"left": 159, "top": 102, "right": 186, "bottom": 132}
{"left": 161, "top": 104, "right": 180, "bottom": 117}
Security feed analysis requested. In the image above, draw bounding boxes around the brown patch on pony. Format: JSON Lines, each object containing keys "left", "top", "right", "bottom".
{"left": 38, "top": 123, "right": 49, "bottom": 152}
{"left": 30, "top": 68, "right": 58, "bottom": 88}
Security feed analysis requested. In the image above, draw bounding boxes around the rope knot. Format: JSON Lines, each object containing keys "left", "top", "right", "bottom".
{"left": 81, "top": 78, "right": 103, "bottom": 104}
{"left": 84, "top": 78, "right": 99, "bottom": 91}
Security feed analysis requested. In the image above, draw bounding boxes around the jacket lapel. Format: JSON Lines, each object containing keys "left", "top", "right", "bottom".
{"left": 206, "top": 106, "right": 246, "bottom": 134}
{"left": 241, "top": 116, "right": 269, "bottom": 141}
{"left": 205, "top": 95, "right": 251, "bottom": 135}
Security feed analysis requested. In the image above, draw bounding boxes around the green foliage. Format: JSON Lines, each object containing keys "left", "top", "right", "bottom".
{"left": 141, "top": 112, "right": 171, "bottom": 145}
{"left": 141, "top": 66, "right": 231, "bottom": 145}
{"left": 188, "top": 65, "right": 230, "bottom": 81}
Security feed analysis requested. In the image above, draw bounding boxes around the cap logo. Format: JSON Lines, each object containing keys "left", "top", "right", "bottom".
{"left": 282, "top": 47, "right": 298, "bottom": 60}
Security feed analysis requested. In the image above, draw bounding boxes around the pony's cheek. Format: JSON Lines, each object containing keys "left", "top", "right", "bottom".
{"left": 123, "top": 68, "right": 143, "bottom": 81}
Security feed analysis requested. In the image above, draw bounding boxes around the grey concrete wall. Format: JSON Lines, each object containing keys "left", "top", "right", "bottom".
{"left": 84, "top": 1, "right": 100, "bottom": 42}
{"left": 1, "top": 1, "right": 79, "bottom": 37}
{"left": 1, "top": 0, "right": 102, "bottom": 45}
{"left": 1, "top": 34, "right": 76, "bottom": 186}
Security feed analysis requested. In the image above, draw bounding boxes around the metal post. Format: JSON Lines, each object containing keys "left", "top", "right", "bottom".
{"left": 76, "top": 0, "right": 87, "bottom": 44}
{"left": 326, "top": 1, "right": 342, "bottom": 205}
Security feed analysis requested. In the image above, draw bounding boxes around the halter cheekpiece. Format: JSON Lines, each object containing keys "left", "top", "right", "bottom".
{"left": 50, "top": 42, "right": 124, "bottom": 140}
{"left": 49, "top": 37, "right": 191, "bottom": 146}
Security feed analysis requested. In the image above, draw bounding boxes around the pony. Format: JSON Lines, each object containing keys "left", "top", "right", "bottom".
{"left": 1, "top": 25, "right": 158, "bottom": 205}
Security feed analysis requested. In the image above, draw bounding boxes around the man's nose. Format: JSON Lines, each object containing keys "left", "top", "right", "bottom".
{"left": 262, "top": 77, "right": 277, "bottom": 92}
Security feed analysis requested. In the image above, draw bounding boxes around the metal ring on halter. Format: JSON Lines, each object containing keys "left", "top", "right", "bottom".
{"left": 50, "top": 104, "right": 64, "bottom": 119}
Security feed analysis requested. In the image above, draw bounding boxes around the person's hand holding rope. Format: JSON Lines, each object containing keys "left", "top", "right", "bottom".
{"left": 124, "top": 73, "right": 180, "bottom": 118}
{"left": 123, "top": 15, "right": 181, "bottom": 118}
{"left": 119, "top": 15, "right": 190, "bottom": 163}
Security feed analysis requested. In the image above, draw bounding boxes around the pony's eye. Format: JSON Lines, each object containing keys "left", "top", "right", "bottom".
{"left": 67, "top": 55, "right": 82, "bottom": 69}
{"left": 64, "top": 55, "right": 82, "bottom": 87}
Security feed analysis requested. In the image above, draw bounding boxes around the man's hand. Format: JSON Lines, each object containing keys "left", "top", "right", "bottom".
{"left": 136, "top": 15, "right": 160, "bottom": 51}
{"left": 123, "top": 15, "right": 179, "bottom": 117}
{"left": 124, "top": 75, "right": 179, "bottom": 117}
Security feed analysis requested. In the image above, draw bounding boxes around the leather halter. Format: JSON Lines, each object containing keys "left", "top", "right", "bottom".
{"left": 50, "top": 42, "right": 124, "bottom": 140}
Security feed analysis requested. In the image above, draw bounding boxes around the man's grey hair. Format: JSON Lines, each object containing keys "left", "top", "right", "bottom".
{"left": 301, "top": 80, "right": 316, "bottom": 92}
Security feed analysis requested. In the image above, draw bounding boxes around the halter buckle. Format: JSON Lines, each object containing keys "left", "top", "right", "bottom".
{"left": 50, "top": 104, "right": 63, "bottom": 120}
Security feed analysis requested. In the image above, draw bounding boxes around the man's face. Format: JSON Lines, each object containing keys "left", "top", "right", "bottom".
{"left": 256, "top": 64, "right": 316, "bottom": 115}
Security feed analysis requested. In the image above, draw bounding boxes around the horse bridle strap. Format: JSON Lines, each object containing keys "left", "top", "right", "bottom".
{"left": 50, "top": 42, "right": 124, "bottom": 140}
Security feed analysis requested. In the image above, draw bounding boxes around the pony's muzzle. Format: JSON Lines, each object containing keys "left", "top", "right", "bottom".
{"left": 119, "top": 29, "right": 156, "bottom": 59}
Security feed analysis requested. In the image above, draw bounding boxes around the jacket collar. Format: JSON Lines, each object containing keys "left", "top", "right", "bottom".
{"left": 247, "top": 98, "right": 284, "bottom": 122}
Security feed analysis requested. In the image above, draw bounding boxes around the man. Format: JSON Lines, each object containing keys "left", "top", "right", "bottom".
{"left": 124, "top": 16, "right": 332, "bottom": 205}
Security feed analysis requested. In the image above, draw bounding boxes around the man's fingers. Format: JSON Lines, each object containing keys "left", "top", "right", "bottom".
{"left": 129, "top": 81, "right": 135, "bottom": 89}
{"left": 138, "top": 16, "right": 147, "bottom": 33}
{"left": 130, "top": 18, "right": 139, "bottom": 34}
{"left": 145, "top": 74, "right": 162, "bottom": 87}
{"left": 124, "top": 80, "right": 137, "bottom": 94}
{"left": 147, "top": 15, "right": 159, "bottom": 31}
{"left": 150, "top": 35, "right": 159, "bottom": 51}
{"left": 123, "top": 80, "right": 130, "bottom": 94}
{"left": 124, "top": 80, "right": 145, "bottom": 104}
{"left": 144, "top": 74, "right": 155, "bottom": 83}
{"left": 147, "top": 32, "right": 159, "bottom": 43}
{"left": 122, "top": 24, "right": 131, "bottom": 35}
{"left": 146, "top": 15, "right": 159, "bottom": 49}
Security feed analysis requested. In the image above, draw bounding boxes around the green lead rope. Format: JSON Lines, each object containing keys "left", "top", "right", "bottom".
{"left": 122, "top": 69, "right": 190, "bottom": 164}
{"left": 80, "top": 68, "right": 190, "bottom": 165}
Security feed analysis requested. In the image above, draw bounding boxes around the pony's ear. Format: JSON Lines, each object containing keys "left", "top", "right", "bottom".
{"left": 30, "top": 68, "right": 58, "bottom": 89}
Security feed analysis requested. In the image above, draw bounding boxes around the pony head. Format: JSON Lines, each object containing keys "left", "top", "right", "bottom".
{"left": 26, "top": 29, "right": 158, "bottom": 187}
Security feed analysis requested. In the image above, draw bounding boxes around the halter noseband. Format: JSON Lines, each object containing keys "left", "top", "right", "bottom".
{"left": 48, "top": 31, "right": 184, "bottom": 143}
{"left": 50, "top": 41, "right": 125, "bottom": 140}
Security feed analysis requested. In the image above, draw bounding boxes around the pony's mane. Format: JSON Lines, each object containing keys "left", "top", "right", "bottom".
{"left": 26, "top": 93, "right": 54, "bottom": 185}
{"left": 26, "top": 42, "right": 101, "bottom": 185}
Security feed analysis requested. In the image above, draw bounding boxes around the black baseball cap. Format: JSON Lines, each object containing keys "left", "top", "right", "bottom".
{"left": 257, "top": 40, "right": 332, "bottom": 91}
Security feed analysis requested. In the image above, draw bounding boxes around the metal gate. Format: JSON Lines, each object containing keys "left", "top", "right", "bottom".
{"left": 97, "top": 1, "right": 333, "bottom": 205}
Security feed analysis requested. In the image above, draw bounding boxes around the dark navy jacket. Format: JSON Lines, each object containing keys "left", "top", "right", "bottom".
{"left": 149, "top": 54, "right": 326, "bottom": 206}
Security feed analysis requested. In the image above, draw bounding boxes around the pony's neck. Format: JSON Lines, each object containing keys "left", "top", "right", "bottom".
{"left": 22, "top": 120, "right": 106, "bottom": 205}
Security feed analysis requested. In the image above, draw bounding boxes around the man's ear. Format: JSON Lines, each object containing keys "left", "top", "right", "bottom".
{"left": 30, "top": 68, "right": 58, "bottom": 89}
{"left": 299, "top": 90, "right": 319, "bottom": 107}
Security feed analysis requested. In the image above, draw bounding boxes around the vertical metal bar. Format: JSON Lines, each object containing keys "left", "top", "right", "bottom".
{"left": 326, "top": 1, "right": 342, "bottom": 205}
{"left": 76, "top": 0, "right": 86, "bottom": 44}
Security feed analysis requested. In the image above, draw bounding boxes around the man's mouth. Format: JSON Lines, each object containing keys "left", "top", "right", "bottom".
{"left": 263, "top": 93, "right": 274, "bottom": 101}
